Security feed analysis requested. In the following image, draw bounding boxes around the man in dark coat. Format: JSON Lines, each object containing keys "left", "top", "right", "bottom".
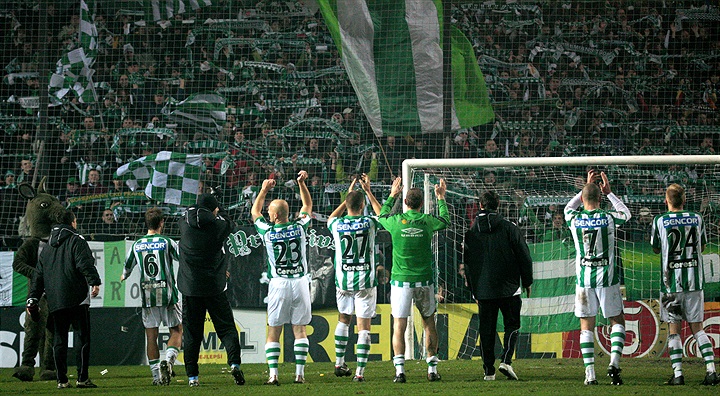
{"left": 28, "top": 210, "right": 101, "bottom": 389}
{"left": 178, "top": 193, "right": 245, "bottom": 387}
{"left": 463, "top": 191, "right": 533, "bottom": 381}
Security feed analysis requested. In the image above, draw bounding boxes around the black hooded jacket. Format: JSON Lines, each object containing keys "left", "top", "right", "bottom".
{"left": 29, "top": 224, "right": 101, "bottom": 313}
{"left": 463, "top": 210, "right": 533, "bottom": 300}
{"left": 177, "top": 205, "right": 235, "bottom": 296}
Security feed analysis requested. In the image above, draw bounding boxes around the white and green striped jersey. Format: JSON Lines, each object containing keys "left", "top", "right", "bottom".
{"left": 564, "top": 192, "right": 631, "bottom": 288}
{"left": 651, "top": 211, "right": 707, "bottom": 293}
{"left": 124, "top": 234, "right": 180, "bottom": 308}
{"left": 328, "top": 215, "right": 380, "bottom": 291}
{"left": 255, "top": 213, "right": 311, "bottom": 279}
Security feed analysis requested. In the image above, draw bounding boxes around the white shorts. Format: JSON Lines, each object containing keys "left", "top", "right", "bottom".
{"left": 390, "top": 285, "right": 436, "bottom": 318}
{"left": 336, "top": 288, "right": 377, "bottom": 319}
{"left": 660, "top": 290, "right": 704, "bottom": 323}
{"left": 574, "top": 284, "right": 624, "bottom": 318}
{"left": 142, "top": 302, "right": 182, "bottom": 329}
{"left": 267, "top": 276, "right": 312, "bottom": 327}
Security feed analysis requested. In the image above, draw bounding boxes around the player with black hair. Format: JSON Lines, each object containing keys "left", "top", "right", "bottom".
{"left": 122, "top": 207, "right": 183, "bottom": 385}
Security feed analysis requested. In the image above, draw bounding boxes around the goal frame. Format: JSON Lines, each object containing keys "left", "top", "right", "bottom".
{"left": 402, "top": 155, "right": 720, "bottom": 196}
{"left": 401, "top": 155, "right": 720, "bottom": 359}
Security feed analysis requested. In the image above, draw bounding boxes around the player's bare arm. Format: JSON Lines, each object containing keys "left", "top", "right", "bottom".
{"left": 297, "top": 170, "right": 312, "bottom": 215}
{"left": 389, "top": 177, "right": 402, "bottom": 198}
{"left": 360, "top": 173, "right": 383, "bottom": 215}
{"left": 251, "top": 179, "right": 275, "bottom": 221}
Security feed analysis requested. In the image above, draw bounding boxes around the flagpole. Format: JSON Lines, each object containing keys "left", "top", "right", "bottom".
{"left": 36, "top": 0, "right": 52, "bottom": 189}
{"left": 82, "top": 0, "right": 106, "bottom": 133}
{"left": 441, "top": 0, "right": 453, "bottom": 159}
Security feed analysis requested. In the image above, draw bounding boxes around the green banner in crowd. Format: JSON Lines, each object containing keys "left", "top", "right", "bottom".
{"left": 66, "top": 191, "right": 149, "bottom": 208}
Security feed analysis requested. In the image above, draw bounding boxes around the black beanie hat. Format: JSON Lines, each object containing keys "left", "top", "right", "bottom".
{"left": 197, "top": 193, "right": 219, "bottom": 211}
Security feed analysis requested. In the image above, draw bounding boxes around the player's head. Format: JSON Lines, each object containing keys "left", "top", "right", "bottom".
{"left": 479, "top": 191, "right": 500, "bottom": 211}
{"left": 405, "top": 187, "right": 423, "bottom": 210}
{"left": 581, "top": 182, "right": 601, "bottom": 205}
{"left": 145, "top": 207, "right": 164, "bottom": 232}
{"left": 666, "top": 183, "right": 686, "bottom": 209}
{"left": 268, "top": 199, "right": 289, "bottom": 223}
{"left": 345, "top": 190, "right": 365, "bottom": 214}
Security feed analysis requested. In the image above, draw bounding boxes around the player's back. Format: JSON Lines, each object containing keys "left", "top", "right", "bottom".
{"left": 566, "top": 209, "right": 623, "bottom": 288}
{"left": 329, "top": 215, "right": 379, "bottom": 291}
{"left": 651, "top": 211, "right": 706, "bottom": 293}
{"left": 130, "top": 234, "right": 179, "bottom": 307}
{"left": 380, "top": 210, "right": 439, "bottom": 283}
{"left": 256, "top": 217, "right": 310, "bottom": 279}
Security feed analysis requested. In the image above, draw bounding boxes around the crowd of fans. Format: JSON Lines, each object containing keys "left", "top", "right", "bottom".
{"left": 0, "top": 1, "right": 719, "bottom": 246}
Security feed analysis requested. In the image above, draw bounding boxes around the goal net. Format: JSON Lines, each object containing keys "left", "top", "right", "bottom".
{"left": 406, "top": 155, "right": 720, "bottom": 361}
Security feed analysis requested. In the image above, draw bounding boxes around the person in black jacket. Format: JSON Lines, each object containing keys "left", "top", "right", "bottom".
{"left": 27, "top": 210, "right": 101, "bottom": 389}
{"left": 178, "top": 193, "right": 245, "bottom": 387}
{"left": 463, "top": 191, "right": 533, "bottom": 382}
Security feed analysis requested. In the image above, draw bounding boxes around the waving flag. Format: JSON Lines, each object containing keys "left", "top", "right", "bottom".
{"left": 49, "top": 0, "right": 98, "bottom": 104}
{"left": 145, "top": 0, "right": 212, "bottom": 21}
{"left": 165, "top": 93, "right": 227, "bottom": 135}
{"left": 317, "top": 0, "right": 494, "bottom": 137}
{"left": 115, "top": 151, "right": 203, "bottom": 206}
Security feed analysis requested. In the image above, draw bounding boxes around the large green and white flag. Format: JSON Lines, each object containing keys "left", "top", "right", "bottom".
{"left": 49, "top": 0, "right": 98, "bottom": 104}
{"left": 165, "top": 93, "right": 227, "bottom": 135}
{"left": 115, "top": 151, "right": 203, "bottom": 206}
{"left": 317, "top": 0, "right": 494, "bottom": 137}
{"left": 0, "top": 252, "right": 28, "bottom": 307}
{"left": 521, "top": 242, "right": 577, "bottom": 333}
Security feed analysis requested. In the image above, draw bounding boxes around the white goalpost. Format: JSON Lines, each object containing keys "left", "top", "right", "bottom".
{"left": 400, "top": 155, "right": 720, "bottom": 361}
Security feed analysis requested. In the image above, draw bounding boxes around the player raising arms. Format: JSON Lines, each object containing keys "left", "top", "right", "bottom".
{"left": 651, "top": 184, "right": 718, "bottom": 386}
{"left": 122, "top": 207, "right": 182, "bottom": 386}
{"left": 378, "top": 177, "right": 450, "bottom": 383}
{"left": 252, "top": 170, "right": 312, "bottom": 385}
{"left": 565, "top": 170, "right": 630, "bottom": 386}
{"left": 328, "top": 174, "right": 385, "bottom": 382}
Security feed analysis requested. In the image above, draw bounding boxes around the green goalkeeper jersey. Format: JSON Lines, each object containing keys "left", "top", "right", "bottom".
{"left": 124, "top": 234, "right": 180, "bottom": 308}
{"left": 651, "top": 211, "right": 707, "bottom": 293}
{"left": 378, "top": 196, "right": 450, "bottom": 285}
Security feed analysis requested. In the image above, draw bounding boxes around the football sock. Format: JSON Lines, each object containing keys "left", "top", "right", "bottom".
{"left": 668, "top": 334, "right": 683, "bottom": 377}
{"left": 356, "top": 330, "right": 370, "bottom": 377}
{"left": 295, "top": 338, "right": 309, "bottom": 377}
{"left": 265, "top": 342, "right": 281, "bottom": 377}
{"left": 426, "top": 355, "right": 439, "bottom": 374}
{"left": 609, "top": 324, "right": 625, "bottom": 368}
{"left": 335, "top": 322, "right": 349, "bottom": 367}
{"left": 166, "top": 346, "right": 179, "bottom": 366}
{"left": 580, "top": 330, "right": 595, "bottom": 371}
{"left": 149, "top": 359, "right": 160, "bottom": 381}
{"left": 694, "top": 330, "right": 716, "bottom": 373}
{"left": 393, "top": 354, "right": 405, "bottom": 376}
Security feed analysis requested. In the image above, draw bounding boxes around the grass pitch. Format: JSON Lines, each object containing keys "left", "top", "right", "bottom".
{"left": 1, "top": 358, "right": 716, "bottom": 395}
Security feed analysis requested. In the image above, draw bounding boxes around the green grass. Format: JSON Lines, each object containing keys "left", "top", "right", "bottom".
{"left": 1, "top": 358, "right": 716, "bottom": 395}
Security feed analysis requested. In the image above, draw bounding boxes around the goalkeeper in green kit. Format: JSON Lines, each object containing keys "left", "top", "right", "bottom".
{"left": 378, "top": 177, "right": 450, "bottom": 383}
